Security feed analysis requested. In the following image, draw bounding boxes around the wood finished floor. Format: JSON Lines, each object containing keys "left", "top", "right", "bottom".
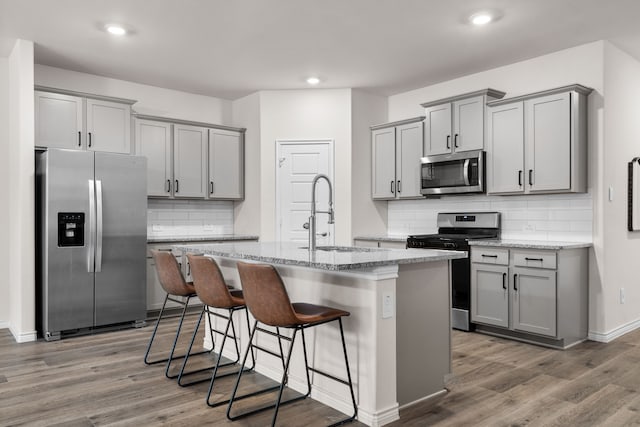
{"left": 2, "top": 315, "right": 640, "bottom": 427}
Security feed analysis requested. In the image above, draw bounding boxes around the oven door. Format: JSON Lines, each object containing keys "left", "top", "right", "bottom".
{"left": 420, "top": 150, "right": 484, "bottom": 195}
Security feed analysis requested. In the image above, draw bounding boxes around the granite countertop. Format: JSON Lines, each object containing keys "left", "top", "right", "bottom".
{"left": 468, "top": 239, "right": 592, "bottom": 250}
{"left": 173, "top": 241, "right": 466, "bottom": 271}
{"left": 353, "top": 235, "right": 409, "bottom": 243}
{"left": 148, "top": 234, "right": 259, "bottom": 244}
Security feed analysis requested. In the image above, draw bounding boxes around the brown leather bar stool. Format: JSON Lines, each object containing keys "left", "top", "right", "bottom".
{"left": 144, "top": 250, "right": 208, "bottom": 378}
{"left": 178, "top": 254, "right": 255, "bottom": 407}
{"left": 228, "top": 261, "right": 357, "bottom": 427}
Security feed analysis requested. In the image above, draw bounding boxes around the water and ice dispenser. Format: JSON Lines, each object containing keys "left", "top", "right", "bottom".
{"left": 57, "top": 212, "right": 85, "bottom": 247}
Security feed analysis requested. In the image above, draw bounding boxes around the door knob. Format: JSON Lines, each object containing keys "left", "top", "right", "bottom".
{"left": 303, "top": 222, "right": 310, "bottom": 229}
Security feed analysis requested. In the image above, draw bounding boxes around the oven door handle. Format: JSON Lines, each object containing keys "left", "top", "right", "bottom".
{"left": 463, "top": 159, "right": 470, "bottom": 186}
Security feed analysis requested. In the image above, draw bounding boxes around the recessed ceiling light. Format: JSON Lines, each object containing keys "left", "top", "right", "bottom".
{"left": 306, "top": 77, "right": 320, "bottom": 85}
{"left": 469, "top": 12, "right": 493, "bottom": 26}
{"left": 105, "top": 24, "right": 127, "bottom": 36}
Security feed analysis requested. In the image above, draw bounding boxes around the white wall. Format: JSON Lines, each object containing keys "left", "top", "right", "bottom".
{"left": 351, "top": 90, "right": 388, "bottom": 238}
{"left": 259, "top": 89, "right": 352, "bottom": 244}
{"left": 0, "top": 56, "right": 9, "bottom": 328}
{"left": 34, "top": 65, "right": 232, "bottom": 124}
{"left": 599, "top": 42, "right": 640, "bottom": 335}
{"left": 232, "top": 92, "right": 261, "bottom": 236}
{"left": 8, "top": 40, "right": 36, "bottom": 342}
{"left": 388, "top": 41, "right": 608, "bottom": 336}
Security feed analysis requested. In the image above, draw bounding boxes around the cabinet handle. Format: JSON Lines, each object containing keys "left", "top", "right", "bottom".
{"left": 166, "top": 179, "right": 171, "bottom": 193}
{"left": 529, "top": 169, "right": 533, "bottom": 186}
{"left": 525, "top": 257, "right": 544, "bottom": 262}
{"left": 78, "top": 131, "right": 82, "bottom": 147}
{"left": 513, "top": 274, "right": 518, "bottom": 291}
{"left": 391, "top": 180, "right": 395, "bottom": 194}
{"left": 397, "top": 180, "right": 401, "bottom": 193}
{"left": 454, "top": 133, "right": 459, "bottom": 148}
{"left": 88, "top": 132, "right": 92, "bottom": 148}
{"left": 187, "top": 262, "right": 191, "bottom": 276}
{"left": 446, "top": 135, "right": 451, "bottom": 149}
{"left": 481, "top": 254, "right": 498, "bottom": 258}
{"left": 210, "top": 181, "right": 214, "bottom": 194}
{"left": 518, "top": 170, "right": 523, "bottom": 186}
{"left": 175, "top": 180, "right": 179, "bottom": 193}
{"left": 502, "top": 272, "right": 507, "bottom": 290}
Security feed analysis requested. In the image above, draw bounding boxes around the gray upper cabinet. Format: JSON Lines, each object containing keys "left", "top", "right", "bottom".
{"left": 134, "top": 119, "right": 172, "bottom": 197}
{"left": 85, "top": 99, "right": 132, "bottom": 154}
{"left": 371, "top": 117, "right": 424, "bottom": 200}
{"left": 134, "top": 114, "right": 245, "bottom": 200}
{"left": 208, "top": 128, "right": 244, "bottom": 200}
{"left": 35, "top": 91, "right": 83, "bottom": 149}
{"left": 422, "top": 89, "right": 505, "bottom": 156}
{"left": 487, "top": 84, "right": 592, "bottom": 195}
{"left": 173, "top": 124, "right": 208, "bottom": 199}
{"left": 35, "top": 87, "right": 135, "bottom": 154}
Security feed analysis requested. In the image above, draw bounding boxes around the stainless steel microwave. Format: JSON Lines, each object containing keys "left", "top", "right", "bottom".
{"left": 420, "top": 150, "right": 485, "bottom": 196}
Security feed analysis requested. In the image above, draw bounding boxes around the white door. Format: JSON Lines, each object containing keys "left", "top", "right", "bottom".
{"left": 86, "top": 99, "right": 131, "bottom": 154}
{"left": 396, "top": 121, "right": 423, "bottom": 199}
{"left": 424, "top": 103, "right": 452, "bottom": 156}
{"left": 371, "top": 127, "right": 396, "bottom": 199}
{"left": 135, "top": 119, "right": 172, "bottom": 197}
{"left": 277, "top": 140, "right": 334, "bottom": 245}
{"left": 487, "top": 102, "right": 525, "bottom": 194}
{"left": 173, "top": 124, "right": 207, "bottom": 198}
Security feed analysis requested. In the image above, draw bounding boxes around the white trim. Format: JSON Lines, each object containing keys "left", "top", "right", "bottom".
{"left": 0, "top": 321, "right": 9, "bottom": 329}
{"left": 356, "top": 403, "right": 400, "bottom": 427}
{"left": 9, "top": 326, "right": 37, "bottom": 343}
{"left": 588, "top": 318, "right": 640, "bottom": 343}
{"left": 275, "top": 139, "right": 335, "bottom": 243}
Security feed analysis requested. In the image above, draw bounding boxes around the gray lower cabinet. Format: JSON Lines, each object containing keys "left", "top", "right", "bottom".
{"left": 471, "top": 245, "right": 587, "bottom": 349}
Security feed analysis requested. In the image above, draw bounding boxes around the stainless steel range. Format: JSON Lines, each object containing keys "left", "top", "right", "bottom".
{"left": 407, "top": 212, "right": 501, "bottom": 331}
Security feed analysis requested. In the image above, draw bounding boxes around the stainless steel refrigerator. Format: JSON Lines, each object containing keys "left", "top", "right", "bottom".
{"left": 36, "top": 149, "right": 147, "bottom": 341}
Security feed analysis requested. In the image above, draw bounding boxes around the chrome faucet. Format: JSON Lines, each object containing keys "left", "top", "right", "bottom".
{"left": 303, "top": 174, "right": 334, "bottom": 251}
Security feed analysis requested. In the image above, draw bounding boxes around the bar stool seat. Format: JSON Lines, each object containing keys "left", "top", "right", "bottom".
{"left": 144, "top": 250, "right": 208, "bottom": 379}
{"left": 178, "top": 254, "right": 255, "bottom": 407}
{"left": 228, "top": 261, "right": 357, "bottom": 427}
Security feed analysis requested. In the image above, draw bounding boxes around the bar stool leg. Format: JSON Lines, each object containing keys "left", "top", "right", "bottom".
{"left": 332, "top": 317, "right": 358, "bottom": 427}
{"left": 144, "top": 293, "right": 170, "bottom": 365}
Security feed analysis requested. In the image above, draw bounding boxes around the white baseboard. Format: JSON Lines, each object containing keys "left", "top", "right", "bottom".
{"left": 0, "top": 321, "right": 9, "bottom": 330}
{"left": 9, "top": 326, "right": 37, "bottom": 343}
{"left": 589, "top": 318, "right": 640, "bottom": 343}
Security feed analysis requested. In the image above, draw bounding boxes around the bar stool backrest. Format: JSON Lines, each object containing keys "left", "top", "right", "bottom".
{"left": 151, "top": 250, "right": 193, "bottom": 297}
{"left": 236, "top": 262, "right": 300, "bottom": 327}
{"left": 187, "top": 254, "right": 238, "bottom": 308}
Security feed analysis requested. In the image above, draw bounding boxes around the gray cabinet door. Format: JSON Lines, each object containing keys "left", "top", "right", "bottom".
{"left": 512, "top": 267, "right": 557, "bottom": 337}
{"left": 396, "top": 121, "right": 423, "bottom": 199}
{"left": 424, "top": 103, "right": 451, "bottom": 155}
{"left": 86, "top": 99, "right": 131, "bottom": 154}
{"left": 372, "top": 127, "right": 396, "bottom": 199}
{"left": 487, "top": 102, "right": 525, "bottom": 194}
{"left": 453, "top": 95, "right": 484, "bottom": 152}
{"left": 525, "top": 92, "right": 571, "bottom": 192}
{"left": 208, "top": 128, "right": 244, "bottom": 199}
{"left": 35, "top": 91, "right": 83, "bottom": 149}
{"left": 135, "top": 119, "right": 172, "bottom": 197}
{"left": 173, "top": 124, "right": 207, "bottom": 198}
{"left": 471, "top": 263, "right": 509, "bottom": 328}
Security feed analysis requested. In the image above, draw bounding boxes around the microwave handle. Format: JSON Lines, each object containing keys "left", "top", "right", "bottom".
{"left": 463, "top": 159, "right": 470, "bottom": 185}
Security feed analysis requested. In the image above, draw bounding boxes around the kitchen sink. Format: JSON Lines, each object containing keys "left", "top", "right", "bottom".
{"left": 299, "top": 245, "right": 385, "bottom": 253}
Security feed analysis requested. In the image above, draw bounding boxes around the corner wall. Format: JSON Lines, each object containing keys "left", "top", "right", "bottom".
{"left": 258, "top": 89, "right": 352, "bottom": 244}
{"left": 8, "top": 40, "right": 36, "bottom": 342}
{"left": 351, "top": 90, "right": 388, "bottom": 239}
{"left": 597, "top": 41, "right": 640, "bottom": 338}
{"left": 0, "top": 56, "right": 9, "bottom": 328}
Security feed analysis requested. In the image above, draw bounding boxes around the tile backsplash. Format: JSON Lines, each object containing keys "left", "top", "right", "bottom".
{"left": 147, "top": 199, "right": 234, "bottom": 238}
{"left": 388, "top": 193, "right": 593, "bottom": 242}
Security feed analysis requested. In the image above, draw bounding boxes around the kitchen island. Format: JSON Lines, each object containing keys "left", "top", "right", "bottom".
{"left": 173, "top": 241, "right": 465, "bottom": 427}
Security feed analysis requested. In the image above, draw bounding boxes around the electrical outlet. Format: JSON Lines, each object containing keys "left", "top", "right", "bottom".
{"left": 382, "top": 292, "right": 394, "bottom": 319}
{"left": 620, "top": 288, "right": 625, "bottom": 304}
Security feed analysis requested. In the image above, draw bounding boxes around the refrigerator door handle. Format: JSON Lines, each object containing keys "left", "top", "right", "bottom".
{"left": 88, "top": 179, "right": 95, "bottom": 273}
{"left": 95, "top": 180, "right": 103, "bottom": 273}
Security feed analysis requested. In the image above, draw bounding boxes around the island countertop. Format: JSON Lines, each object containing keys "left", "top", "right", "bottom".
{"left": 173, "top": 241, "right": 465, "bottom": 271}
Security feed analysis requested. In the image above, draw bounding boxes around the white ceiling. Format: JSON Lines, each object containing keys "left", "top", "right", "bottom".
{"left": 1, "top": 0, "right": 640, "bottom": 100}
